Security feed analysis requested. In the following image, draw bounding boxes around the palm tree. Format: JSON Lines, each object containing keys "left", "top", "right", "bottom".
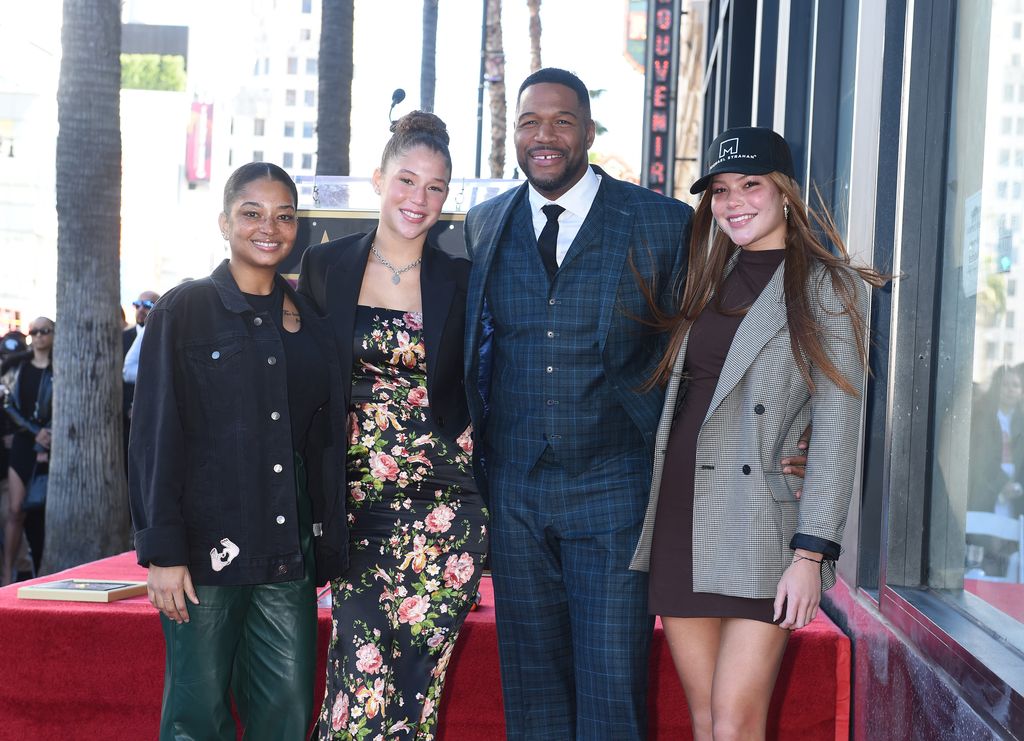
{"left": 527, "top": 0, "right": 542, "bottom": 72}
{"left": 46, "top": 0, "right": 131, "bottom": 572}
{"left": 317, "top": 0, "right": 355, "bottom": 175}
{"left": 486, "top": 0, "right": 506, "bottom": 178}
{"left": 421, "top": 0, "right": 439, "bottom": 112}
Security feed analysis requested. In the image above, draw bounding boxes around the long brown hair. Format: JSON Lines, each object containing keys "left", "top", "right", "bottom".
{"left": 646, "top": 171, "right": 887, "bottom": 395}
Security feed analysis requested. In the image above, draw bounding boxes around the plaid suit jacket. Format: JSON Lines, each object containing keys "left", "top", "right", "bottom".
{"left": 630, "top": 255, "right": 869, "bottom": 598}
{"left": 463, "top": 167, "right": 692, "bottom": 495}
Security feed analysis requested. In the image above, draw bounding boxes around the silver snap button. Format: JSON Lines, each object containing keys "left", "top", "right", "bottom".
{"left": 275, "top": 515, "right": 285, "bottom": 525}
{"left": 273, "top": 463, "right": 283, "bottom": 473}
{"left": 270, "top": 411, "right": 281, "bottom": 421}
{"left": 254, "top": 317, "right": 263, "bottom": 326}
{"left": 267, "top": 356, "right": 277, "bottom": 365}
{"left": 211, "top": 351, "right": 220, "bottom": 360}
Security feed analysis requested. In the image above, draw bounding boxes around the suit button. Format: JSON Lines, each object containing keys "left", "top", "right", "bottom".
{"left": 254, "top": 317, "right": 263, "bottom": 327}
{"left": 267, "top": 356, "right": 277, "bottom": 366}
{"left": 742, "top": 464, "right": 751, "bottom": 475}
{"left": 754, "top": 404, "right": 765, "bottom": 415}
{"left": 275, "top": 515, "right": 285, "bottom": 524}
{"left": 273, "top": 463, "right": 283, "bottom": 473}
{"left": 546, "top": 331, "right": 555, "bottom": 338}
{"left": 546, "top": 366, "right": 554, "bottom": 373}
{"left": 548, "top": 298, "right": 556, "bottom": 306}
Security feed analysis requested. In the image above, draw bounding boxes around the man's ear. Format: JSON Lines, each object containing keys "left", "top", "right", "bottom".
{"left": 218, "top": 211, "right": 228, "bottom": 238}
{"left": 585, "top": 118, "right": 596, "bottom": 150}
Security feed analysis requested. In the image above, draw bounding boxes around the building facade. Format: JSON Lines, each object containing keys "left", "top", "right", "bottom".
{"left": 688, "top": 0, "right": 1024, "bottom": 737}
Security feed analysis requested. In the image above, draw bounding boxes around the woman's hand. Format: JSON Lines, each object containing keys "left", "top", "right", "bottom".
{"left": 773, "top": 549, "right": 823, "bottom": 630}
{"left": 147, "top": 564, "right": 200, "bottom": 624}
{"left": 35, "top": 427, "right": 52, "bottom": 450}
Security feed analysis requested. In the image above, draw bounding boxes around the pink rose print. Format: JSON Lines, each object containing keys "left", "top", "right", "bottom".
{"left": 444, "top": 552, "right": 475, "bottom": 589}
{"left": 424, "top": 503, "right": 455, "bottom": 534}
{"left": 369, "top": 451, "right": 399, "bottom": 481}
{"left": 403, "top": 312, "right": 423, "bottom": 331}
{"left": 397, "top": 594, "right": 430, "bottom": 624}
{"left": 456, "top": 427, "right": 473, "bottom": 454}
{"left": 347, "top": 412, "right": 360, "bottom": 445}
{"left": 355, "top": 642, "right": 384, "bottom": 674}
{"left": 331, "top": 692, "right": 349, "bottom": 731}
{"left": 407, "top": 386, "right": 429, "bottom": 407}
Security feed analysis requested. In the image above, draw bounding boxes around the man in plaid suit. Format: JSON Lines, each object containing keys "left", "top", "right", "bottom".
{"left": 463, "top": 68, "right": 692, "bottom": 740}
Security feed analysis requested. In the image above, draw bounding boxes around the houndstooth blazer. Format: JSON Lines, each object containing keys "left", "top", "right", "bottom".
{"left": 629, "top": 254, "right": 869, "bottom": 599}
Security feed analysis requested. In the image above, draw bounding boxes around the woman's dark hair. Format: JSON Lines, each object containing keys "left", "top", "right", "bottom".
{"left": 380, "top": 111, "right": 452, "bottom": 179}
{"left": 644, "top": 172, "right": 888, "bottom": 395}
{"left": 517, "top": 67, "right": 591, "bottom": 117}
{"left": 222, "top": 162, "right": 298, "bottom": 213}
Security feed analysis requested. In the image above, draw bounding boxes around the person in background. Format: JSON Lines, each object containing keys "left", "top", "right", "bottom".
{"left": 122, "top": 290, "right": 160, "bottom": 475}
{"left": 299, "top": 111, "right": 487, "bottom": 740}
{"left": 129, "top": 162, "right": 349, "bottom": 740}
{"left": 631, "top": 127, "right": 885, "bottom": 741}
{"left": 2, "top": 317, "right": 54, "bottom": 585}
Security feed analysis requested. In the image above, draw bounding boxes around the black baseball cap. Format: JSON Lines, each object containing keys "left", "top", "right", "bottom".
{"left": 690, "top": 126, "right": 796, "bottom": 194}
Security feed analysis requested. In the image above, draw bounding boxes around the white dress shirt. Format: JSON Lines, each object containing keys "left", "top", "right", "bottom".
{"left": 527, "top": 165, "right": 602, "bottom": 266}
{"left": 123, "top": 325, "right": 144, "bottom": 384}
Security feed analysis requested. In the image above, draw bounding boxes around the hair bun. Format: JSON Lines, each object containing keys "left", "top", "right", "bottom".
{"left": 390, "top": 111, "right": 449, "bottom": 145}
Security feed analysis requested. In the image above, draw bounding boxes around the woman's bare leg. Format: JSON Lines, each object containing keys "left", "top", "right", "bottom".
{"left": 2, "top": 468, "right": 27, "bottom": 586}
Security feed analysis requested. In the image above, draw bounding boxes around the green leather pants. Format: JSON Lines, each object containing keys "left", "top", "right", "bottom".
{"left": 159, "top": 454, "right": 317, "bottom": 741}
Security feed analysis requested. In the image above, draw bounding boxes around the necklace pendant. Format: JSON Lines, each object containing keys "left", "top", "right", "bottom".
{"left": 392, "top": 273, "right": 401, "bottom": 285}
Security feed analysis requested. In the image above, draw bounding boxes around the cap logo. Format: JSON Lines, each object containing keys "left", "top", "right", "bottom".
{"left": 719, "top": 138, "right": 739, "bottom": 157}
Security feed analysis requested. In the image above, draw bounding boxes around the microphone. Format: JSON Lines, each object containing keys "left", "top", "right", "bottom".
{"left": 389, "top": 88, "right": 406, "bottom": 123}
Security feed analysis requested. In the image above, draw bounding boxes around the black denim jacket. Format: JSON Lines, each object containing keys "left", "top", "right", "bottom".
{"left": 129, "top": 260, "right": 349, "bottom": 586}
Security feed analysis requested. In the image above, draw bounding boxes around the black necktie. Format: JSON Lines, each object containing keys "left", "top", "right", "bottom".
{"left": 538, "top": 204, "right": 565, "bottom": 278}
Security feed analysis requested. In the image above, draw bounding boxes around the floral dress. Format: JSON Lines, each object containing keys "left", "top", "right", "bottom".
{"left": 317, "top": 306, "right": 488, "bottom": 741}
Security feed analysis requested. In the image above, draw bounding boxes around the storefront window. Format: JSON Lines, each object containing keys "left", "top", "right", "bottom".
{"left": 933, "top": 0, "right": 1024, "bottom": 630}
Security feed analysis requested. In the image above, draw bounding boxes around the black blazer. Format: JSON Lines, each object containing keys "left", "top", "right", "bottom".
{"left": 298, "top": 230, "right": 471, "bottom": 442}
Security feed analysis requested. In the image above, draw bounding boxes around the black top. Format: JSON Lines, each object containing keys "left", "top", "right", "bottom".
{"left": 244, "top": 285, "right": 330, "bottom": 454}
{"left": 16, "top": 363, "right": 44, "bottom": 418}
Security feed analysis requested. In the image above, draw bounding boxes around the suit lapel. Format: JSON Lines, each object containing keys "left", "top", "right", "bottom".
{"left": 588, "top": 179, "right": 635, "bottom": 352}
{"left": 420, "top": 243, "right": 454, "bottom": 394}
{"left": 324, "top": 230, "right": 374, "bottom": 400}
{"left": 703, "top": 259, "right": 788, "bottom": 425}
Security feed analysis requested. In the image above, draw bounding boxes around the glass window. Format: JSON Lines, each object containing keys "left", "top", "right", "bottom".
{"left": 303, "top": 122, "right": 315, "bottom": 138}
{"left": 284, "top": 121, "right": 295, "bottom": 137}
{"left": 301, "top": 153, "right": 313, "bottom": 170}
{"left": 287, "top": 57, "right": 298, "bottom": 75}
{"left": 302, "top": 0, "right": 312, "bottom": 13}
{"left": 286, "top": 90, "right": 296, "bottom": 106}
{"left": 253, "top": 150, "right": 263, "bottom": 162}
{"left": 254, "top": 118, "right": 265, "bottom": 136}
{"left": 932, "top": 0, "right": 1024, "bottom": 634}
{"left": 306, "top": 58, "right": 318, "bottom": 75}
{"left": 304, "top": 90, "right": 315, "bottom": 107}
{"left": 283, "top": 152, "right": 294, "bottom": 168}
{"left": 300, "top": 28, "right": 312, "bottom": 41}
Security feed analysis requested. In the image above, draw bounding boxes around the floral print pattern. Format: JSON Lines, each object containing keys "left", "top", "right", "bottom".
{"left": 317, "top": 307, "right": 487, "bottom": 741}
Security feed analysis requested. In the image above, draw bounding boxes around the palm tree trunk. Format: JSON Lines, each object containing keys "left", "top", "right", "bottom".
{"left": 47, "top": 0, "right": 131, "bottom": 572}
{"left": 527, "top": 0, "right": 542, "bottom": 72}
{"left": 486, "top": 0, "right": 506, "bottom": 178}
{"left": 420, "top": 0, "right": 439, "bottom": 112}
{"left": 317, "top": 0, "right": 354, "bottom": 175}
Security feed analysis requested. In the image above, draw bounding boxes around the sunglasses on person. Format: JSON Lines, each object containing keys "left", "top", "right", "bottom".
{"left": 29, "top": 328, "right": 53, "bottom": 337}
{"left": 133, "top": 300, "right": 156, "bottom": 310}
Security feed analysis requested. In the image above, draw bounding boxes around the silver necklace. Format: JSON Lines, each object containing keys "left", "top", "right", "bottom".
{"left": 371, "top": 243, "right": 422, "bottom": 284}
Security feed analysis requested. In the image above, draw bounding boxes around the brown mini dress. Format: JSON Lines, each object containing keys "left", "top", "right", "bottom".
{"left": 647, "top": 247, "right": 786, "bottom": 623}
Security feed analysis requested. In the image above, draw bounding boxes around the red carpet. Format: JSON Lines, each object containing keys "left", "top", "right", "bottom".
{"left": 0, "top": 552, "right": 849, "bottom": 740}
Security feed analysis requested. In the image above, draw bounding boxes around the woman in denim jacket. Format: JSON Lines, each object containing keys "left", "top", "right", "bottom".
{"left": 129, "top": 163, "right": 348, "bottom": 740}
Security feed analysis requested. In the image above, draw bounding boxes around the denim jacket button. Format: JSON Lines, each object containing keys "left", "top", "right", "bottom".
{"left": 273, "top": 463, "right": 283, "bottom": 473}
{"left": 254, "top": 317, "right": 263, "bottom": 327}
{"left": 211, "top": 351, "right": 220, "bottom": 360}
{"left": 275, "top": 515, "right": 285, "bottom": 524}
{"left": 276, "top": 564, "right": 287, "bottom": 575}
{"left": 270, "top": 411, "right": 281, "bottom": 421}
{"left": 267, "top": 356, "right": 277, "bottom": 366}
